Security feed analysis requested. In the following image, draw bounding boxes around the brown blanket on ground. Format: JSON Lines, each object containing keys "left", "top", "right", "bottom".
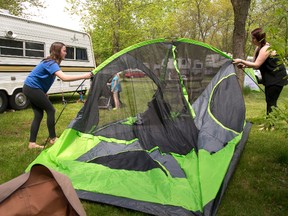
{"left": 0, "top": 164, "right": 86, "bottom": 216}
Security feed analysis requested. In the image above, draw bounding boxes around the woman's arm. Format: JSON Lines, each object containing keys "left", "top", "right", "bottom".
{"left": 55, "top": 70, "right": 92, "bottom": 81}
{"left": 233, "top": 45, "right": 270, "bottom": 69}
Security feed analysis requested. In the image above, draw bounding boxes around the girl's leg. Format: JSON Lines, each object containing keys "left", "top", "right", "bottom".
{"left": 23, "top": 85, "right": 44, "bottom": 148}
{"left": 30, "top": 103, "right": 44, "bottom": 142}
{"left": 23, "top": 85, "right": 56, "bottom": 145}
{"left": 44, "top": 101, "right": 56, "bottom": 140}
{"left": 113, "top": 92, "right": 120, "bottom": 109}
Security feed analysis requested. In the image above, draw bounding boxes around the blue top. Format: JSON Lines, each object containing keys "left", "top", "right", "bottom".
{"left": 24, "top": 60, "right": 60, "bottom": 93}
{"left": 111, "top": 75, "right": 120, "bottom": 92}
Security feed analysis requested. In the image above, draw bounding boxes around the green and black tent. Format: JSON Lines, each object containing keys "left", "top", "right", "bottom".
{"left": 27, "top": 38, "right": 251, "bottom": 216}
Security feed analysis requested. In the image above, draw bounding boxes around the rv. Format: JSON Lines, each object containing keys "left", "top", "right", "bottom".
{"left": 0, "top": 12, "right": 96, "bottom": 113}
{"left": 204, "top": 53, "right": 230, "bottom": 75}
{"left": 160, "top": 58, "right": 205, "bottom": 79}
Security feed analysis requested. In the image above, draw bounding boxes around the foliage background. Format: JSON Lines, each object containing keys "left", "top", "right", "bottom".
{"left": 1, "top": 0, "right": 286, "bottom": 65}
{"left": 65, "top": 0, "right": 287, "bottom": 65}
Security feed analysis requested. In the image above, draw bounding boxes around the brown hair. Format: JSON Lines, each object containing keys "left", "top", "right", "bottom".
{"left": 44, "top": 42, "right": 66, "bottom": 65}
{"left": 251, "top": 28, "right": 266, "bottom": 47}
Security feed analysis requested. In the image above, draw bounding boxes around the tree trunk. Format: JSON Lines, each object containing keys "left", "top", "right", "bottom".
{"left": 231, "top": 0, "right": 251, "bottom": 89}
{"left": 112, "top": 0, "right": 122, "bottom": 54}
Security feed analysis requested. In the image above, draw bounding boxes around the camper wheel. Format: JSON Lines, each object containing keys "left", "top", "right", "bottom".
{"left": 9, "top": 89, "right": 30, "bottom": 111}
{"left": 0, "top": 91, "right": 8, "bottom": 113}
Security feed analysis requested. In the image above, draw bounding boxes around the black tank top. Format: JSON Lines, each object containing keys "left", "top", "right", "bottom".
{"left": 259, "top": 55, "right": 287, "bottom": 87}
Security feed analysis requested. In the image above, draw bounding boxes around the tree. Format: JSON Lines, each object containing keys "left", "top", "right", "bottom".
{"left": 68, "top": 0, "right": 175, "bottom": 64}
{"left": 255, "top": 0, "right": 288, "bottom": 66}
{"left": 69, "top": 0, "right": 135, "bottom": 62}
{"left": 0, "top": 0, "right": 44, "bottom": 16}
{"left": 231, "top": 0, "right": 251, "bottom": 88}
{"left": 172, "top": 0, "right": 234, "bottom": 51}
{"left": 70, "top": 0, "right": 237, "bottom": 64}
{"left": 245, "top": 0, "right": 287, "bottom": 61}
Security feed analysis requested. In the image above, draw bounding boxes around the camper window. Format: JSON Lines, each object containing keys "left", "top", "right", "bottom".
{"left": 25, "top": 42, "right": 44, "bottom": 57}
{"left": 0, "top": 38, "right": 23, "bottom": 56}
{"left": 0, "top": 38, "right": 22, "bottom": 48}
{"left": 0, "top": 38, "right": 44, "bottom": 58}
{"left": 25, "top": 49, "right": 44, "bottom": 57}
{"left": 76, "top": 48, "right": 88, "bottom": 60}
{"left": 65, "top": 46, "right": 74, "bottom": 59}
{"left": 66, "top": 46, "right": 88, "bottom": 61}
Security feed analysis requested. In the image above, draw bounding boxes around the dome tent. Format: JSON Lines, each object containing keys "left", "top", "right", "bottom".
{"left": 26, "top": 38, "right": 251, "bottom": 216}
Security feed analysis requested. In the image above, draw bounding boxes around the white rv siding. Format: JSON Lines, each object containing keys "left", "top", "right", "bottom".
{"left": 0, "top": 13, "right": 94, "bottom": 67}
{"left": 0, "top": 12, "right": 95, "bottom": 113}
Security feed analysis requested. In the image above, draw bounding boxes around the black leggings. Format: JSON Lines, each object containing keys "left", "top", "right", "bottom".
{"left": 23, "top": 85, "right": 56, "bottom": 142}
{"left": 265, "top": 85, "right": 283, "bottom": 115}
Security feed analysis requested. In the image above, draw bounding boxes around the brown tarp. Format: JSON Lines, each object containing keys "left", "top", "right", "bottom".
{"left": 0, "top": 164, "right": 86, "bottom": 216}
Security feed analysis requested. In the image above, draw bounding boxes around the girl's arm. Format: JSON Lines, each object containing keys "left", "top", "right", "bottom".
{"left": 55, "top": 70, "right": 92, "bottom": 81}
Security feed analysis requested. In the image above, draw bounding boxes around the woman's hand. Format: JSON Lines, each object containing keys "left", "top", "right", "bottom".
{"left": 233, "top": 59, "right": 246, "bottom": 69}
{"left": 233, "top": 58, "right": 243, "bottom": 64}
{"left": 237, "top": 63, "right": 246, "bottom": 69}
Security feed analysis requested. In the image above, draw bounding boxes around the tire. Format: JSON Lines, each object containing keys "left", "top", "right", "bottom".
{"left": 0, "top": 91, "right": 8, "bottom": 113}
{"left": 9, "top": 89, "right": 30, "bottom": 110}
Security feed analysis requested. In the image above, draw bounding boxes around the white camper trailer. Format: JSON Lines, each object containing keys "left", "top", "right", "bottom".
{"left": 0, "top": 12, "right": 96, "bottom": 113}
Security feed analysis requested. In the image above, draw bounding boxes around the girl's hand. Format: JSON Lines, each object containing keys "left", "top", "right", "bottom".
{"left": 84, "top": 72, "right": 93, "bottom": 79}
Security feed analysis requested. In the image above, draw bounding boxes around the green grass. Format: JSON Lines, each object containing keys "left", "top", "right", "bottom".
{"left": 218, "top": 85, "right": 288, "bottom": 216}
{"left": 0, "top": 84, "right": 287, "bottom": 216}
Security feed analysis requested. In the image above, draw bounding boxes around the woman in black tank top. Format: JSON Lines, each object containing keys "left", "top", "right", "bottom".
{"left": 233, "top": 28, "right": 287, "bottom": 115}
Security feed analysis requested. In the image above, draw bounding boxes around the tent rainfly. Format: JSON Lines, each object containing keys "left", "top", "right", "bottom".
{"left": 26, "top": 38, "right": 251, "bottom": 216}
{"left": 0, "top": 164, "right": 86, "bottom": 216}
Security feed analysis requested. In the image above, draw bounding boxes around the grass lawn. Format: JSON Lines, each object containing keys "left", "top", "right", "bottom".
{"left": 0, "top": 83, "right": 287, "bottom": 216}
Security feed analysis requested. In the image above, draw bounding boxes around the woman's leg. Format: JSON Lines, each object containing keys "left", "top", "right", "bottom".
{"left": 23, "top": 85, "right": 56, "bottom": 145}
{"left": 265, "top": 85, "right": 283, "bottom": 115}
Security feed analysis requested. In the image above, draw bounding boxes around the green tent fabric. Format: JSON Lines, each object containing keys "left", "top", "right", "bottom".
{"left": 27, "top": 38, "right": 251, "bottom": 216}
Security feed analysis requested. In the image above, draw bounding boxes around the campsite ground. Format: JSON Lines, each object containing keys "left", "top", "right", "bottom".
{"left": 0, "top": 85, "right": 287, "bottom": 216}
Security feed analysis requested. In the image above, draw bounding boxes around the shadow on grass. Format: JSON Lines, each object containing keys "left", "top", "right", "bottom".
{"left": 276, "top": 153, "right": 288, "bottom": 165}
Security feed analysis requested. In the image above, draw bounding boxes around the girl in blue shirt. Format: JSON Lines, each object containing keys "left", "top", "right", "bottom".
{"left": 23, "top": 42, "right": 93, "bottom": 149}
